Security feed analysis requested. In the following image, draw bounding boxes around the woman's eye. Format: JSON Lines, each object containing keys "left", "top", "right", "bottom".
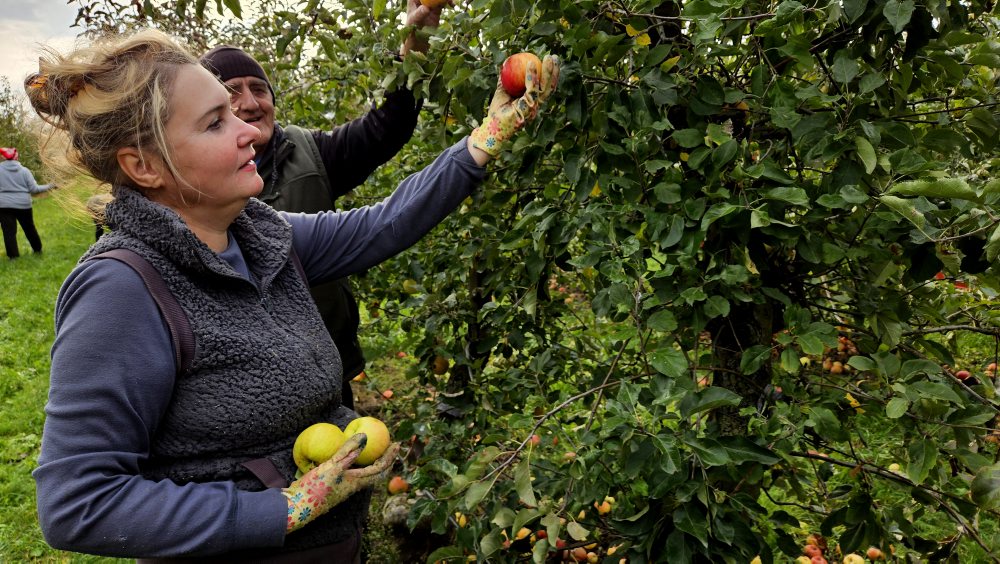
{"left": 208, "top": 118, "right": 223, "bottom": 131}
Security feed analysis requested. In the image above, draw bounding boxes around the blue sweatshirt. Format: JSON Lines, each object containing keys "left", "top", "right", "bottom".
{"left": 34, "top": 139, "right": 484, "bottom": 557}
{"left": 0, "top": 160, "right": 52, "bottom": 209}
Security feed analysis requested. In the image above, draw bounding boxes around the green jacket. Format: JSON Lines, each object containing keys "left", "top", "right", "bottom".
{"left": 255, "top": 91, "right": 421, "bottom": 380}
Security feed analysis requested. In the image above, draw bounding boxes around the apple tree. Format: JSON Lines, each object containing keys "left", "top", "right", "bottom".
{"left": 66, "top": 0, "right": 1000, "bottom": 561}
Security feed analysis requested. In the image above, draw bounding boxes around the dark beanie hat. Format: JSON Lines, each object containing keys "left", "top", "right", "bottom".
{"left": 200, "top": 45, "right": 275, "bottom": 98}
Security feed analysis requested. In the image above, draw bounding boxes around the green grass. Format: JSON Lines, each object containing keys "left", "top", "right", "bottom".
{"left": 0, "top": 183, "right": 128, "bottom": 562}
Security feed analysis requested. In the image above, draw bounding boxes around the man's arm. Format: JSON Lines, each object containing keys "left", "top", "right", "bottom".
{"left": 312, "top": 89, "right": 422, "bottom": 198}
{"left": 312, "top": 0, "right": 447, "bottom": 198}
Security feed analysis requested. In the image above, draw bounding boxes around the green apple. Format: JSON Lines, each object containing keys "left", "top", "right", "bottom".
{"left": 292, "top": 422, "right": 346, "bottom": 474}
{"left": 343, "top": 416, "right": 391, "bottom": 466}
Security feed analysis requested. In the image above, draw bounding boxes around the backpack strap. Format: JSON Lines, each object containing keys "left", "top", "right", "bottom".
{"left": 90, "top": 249, "right": 195, "bottom": 377}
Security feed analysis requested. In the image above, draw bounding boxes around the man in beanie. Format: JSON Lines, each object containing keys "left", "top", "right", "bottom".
{"left": 200, "top": 0, "right": 446, "bottom": 410}
{"left": 0, "top": 147, "right": 53, "bottom": 258}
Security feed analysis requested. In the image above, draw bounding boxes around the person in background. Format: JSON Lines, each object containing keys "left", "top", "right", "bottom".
{"left": 85, "top": 192, "right": 113, "bottom": 241}
{"left": 28, "top": 27, "right": 557, "bottom": 560}
{"left": 200, "top": 0, "right": 446, "bottom": 410}
{"left": 0, "top": 147, "right": 53, "bottom": 258}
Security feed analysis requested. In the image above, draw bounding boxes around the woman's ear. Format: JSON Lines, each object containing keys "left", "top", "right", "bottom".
{"left": 116, "top": 147, "right": 166, "bottom": 189}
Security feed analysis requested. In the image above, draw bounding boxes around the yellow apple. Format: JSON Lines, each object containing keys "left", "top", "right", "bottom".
{"left": 292, "top": 422, "right": 346, "bottom": 474}
{"left": 343, "top": 416, "right": 391, "bottom": 466}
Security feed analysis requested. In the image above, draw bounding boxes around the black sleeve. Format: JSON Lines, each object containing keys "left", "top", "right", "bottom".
{"left": 313, "top": 88, "right": 422, "bottom": 199}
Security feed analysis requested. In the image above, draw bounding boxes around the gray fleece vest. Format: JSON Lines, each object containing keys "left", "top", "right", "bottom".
{"left": 84, "top": 187, "right": 368, "bottom": 553}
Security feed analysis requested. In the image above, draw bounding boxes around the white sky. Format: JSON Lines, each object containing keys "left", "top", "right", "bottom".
{"left": 1, "top": 0, "right": 81, "bottom": 93}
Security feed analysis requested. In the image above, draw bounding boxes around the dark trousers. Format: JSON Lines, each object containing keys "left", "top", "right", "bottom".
{"left": 0, "top": 207, "right": 42, "bottom": 258}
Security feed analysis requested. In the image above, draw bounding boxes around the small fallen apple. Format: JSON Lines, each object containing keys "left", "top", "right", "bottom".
{"left": 292, "top": 422, "right": 347, "bottom": 474}
{"left": 500, "top": 52, "right": 542, "bottom": 97}
{"left": 387, "top": 475, "right": 409, "bottom": 494}
{"left": 343, "top": 416, "right": 392, "bottom": 466}
{"left": 955, "top": 369, "right": 971, "bottom": 380}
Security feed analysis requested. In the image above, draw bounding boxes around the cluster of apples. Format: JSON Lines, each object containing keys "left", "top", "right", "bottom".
{"left": 821, "top": 335, "right": 859, "bottom": 375}
{"left": 781, "top": 534, "right": 886, "bottom": 564}
{"left": 292, "top": 416, "right": 391, "bottom": 474}
{"left": 489, "top": 497, "right": 619, "bottom": 562}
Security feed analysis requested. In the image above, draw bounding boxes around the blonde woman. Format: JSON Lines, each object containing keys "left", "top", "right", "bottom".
{"left": 27, "top": 29, "right": 557, "bottom": 560}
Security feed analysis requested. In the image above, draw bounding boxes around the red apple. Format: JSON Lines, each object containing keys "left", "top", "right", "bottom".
{"left": 955, "top": 369, "right": 971, "bottom": 380}
{"left": 500, "top": 53, "right": 542, "bottom": 97}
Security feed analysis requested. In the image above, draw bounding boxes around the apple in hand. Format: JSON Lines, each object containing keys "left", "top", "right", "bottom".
{"left": 500, "top": 53, "right": 542, "bottom": 97}
{"left": 343, "top": 416, "right": 392, "bottom": 466}
{"left": 292, "top": 422, "right": 347, "bottom": 474}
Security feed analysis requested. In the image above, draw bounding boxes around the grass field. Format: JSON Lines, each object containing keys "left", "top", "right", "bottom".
{"left": 0, "top": 182, "right": 131, "bottom": 562}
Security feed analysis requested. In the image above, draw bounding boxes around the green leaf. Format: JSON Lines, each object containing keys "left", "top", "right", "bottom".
{"left": 909, "top": 381, "right": 963, "bottom": 404}
{"left": 740, "top": 345, "right": 772, "bottom": 375}
{"left": 879, "top": 195, "right": 925, "bottom": 228}
{"left": 566, "top": 521, "right": 589, "bottom": 541}
{"left": 719, "top": 437, "right": 781, "bottom": 464}
{"left": 514, "top": 457, "right": 536, "bottom": 507}
{"left": 859, "top": 72, "right": 886, "bottom": 94}
{"left": 886, "top": 397, "right": 909, "bottom": 418}
{"left": 427, "top": 546, "right": 466, "bottom": 562}
{"left": 679, "top": 387, "right": 743, "bottom": 419}
{"left": 797, "top": 334, "right": 825, "bottom": 356}
{"left": 647, "top": 310, "right": 678, "bottom": 332}
{"left": 221, "top": 0, "right": 241, "bottom": 17}
{"left": 765, "top": 187, "right": 810, "bottom": 206}
{"left": 703, "top": 295, "right": 730, "bottom": 318}
{"left": 808, "top": 406, "right": 846, "bottom": 441}
{"left": 906, "top": 439, "right": 937, "bottom": 485}
{"left": 831, "top": 52, "right": 860, "bottom": 83}
{"left": 650, "top": 347, "right": 689, "bottom": 378}
{"left": 986, "top": 224, "right": 1000, "bottom": 262}
{"left": 847, "top": 356, "right": 876, "bottom": 371}
{"left": 844, "top": 0, "right": 868, "bottom": 22}
{"left": 855, "top": 136, "right": 877, "bottom": 174}
{"left": 464, "top": 480, "right": 493, "bottom": 509}
{"left": 372, "top": 0, "right": 385, "bottom": 19}
{"left": 888, "top": 178, "right": 978, "bottom": 201}
{"left": 672, "top": 128, "right": 705, "bottom": 148}
{"left": 883, "top": 0, "right": 915, "bottom": 34}
{"left": 970, "top": 463, "right": 1000, "bottom": 510}
{"left": 673, "top": 505, "right": 709, "bottom": 547}
{"left": 685, "top": 437, "right": 731, "bottom": 467}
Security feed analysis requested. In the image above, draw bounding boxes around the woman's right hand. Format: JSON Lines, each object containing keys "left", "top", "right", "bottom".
{"left": 283, "top": 433, "right": 399, "bottom": 533}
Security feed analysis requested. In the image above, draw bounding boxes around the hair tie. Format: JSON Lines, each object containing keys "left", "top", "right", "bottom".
{"left": 26, "top": 72, "right": 48, "bottom": 90}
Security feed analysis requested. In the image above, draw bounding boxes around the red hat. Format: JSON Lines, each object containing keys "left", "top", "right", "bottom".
{"left": 0, "top": 147, "right": 18, "bottom": 160}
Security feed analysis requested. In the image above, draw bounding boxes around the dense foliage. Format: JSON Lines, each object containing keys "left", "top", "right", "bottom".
{"left": 68, "top": 0, "right": 1000, "bottom": 561}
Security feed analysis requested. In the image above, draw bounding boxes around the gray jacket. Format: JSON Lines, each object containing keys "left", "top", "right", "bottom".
{"left": 0, "top": 160, "right": 51, "bottom": 209}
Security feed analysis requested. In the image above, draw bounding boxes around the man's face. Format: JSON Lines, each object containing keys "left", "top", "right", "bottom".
{"left": 224, "top": 76, "right": 274, "bottom": 152}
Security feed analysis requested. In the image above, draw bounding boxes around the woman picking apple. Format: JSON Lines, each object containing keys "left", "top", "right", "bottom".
{"left": 28, "top": 30, "right": 558, "bottom": 560}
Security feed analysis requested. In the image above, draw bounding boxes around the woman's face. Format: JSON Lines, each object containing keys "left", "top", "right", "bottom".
{"left": 157, "top": 64, "right": 264, "bottom": 213}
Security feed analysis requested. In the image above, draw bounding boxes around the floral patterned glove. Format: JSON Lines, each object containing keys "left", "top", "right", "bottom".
{"left": 284, "top": 433, "right": 400, "bottom": 533}
{"left": 470, "top": 55, "right": 560, "bottom": 158}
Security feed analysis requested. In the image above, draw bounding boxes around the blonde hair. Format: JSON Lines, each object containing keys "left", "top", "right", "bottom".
{"left": 25, "top": 29, "right": 198, "bottom": 189}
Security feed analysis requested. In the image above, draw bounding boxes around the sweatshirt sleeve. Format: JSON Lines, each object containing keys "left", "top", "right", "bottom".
{"left": 33, "top": 259, "right": 287, "bottom": 557}
{"left": 24, "top": 170, "right": 49, "bottom": 194}
{"left": 286, "top": 137, "right": 485, "bottom": 284}
{"left": 314, "top": 88, "right": 421, "bottom": 198}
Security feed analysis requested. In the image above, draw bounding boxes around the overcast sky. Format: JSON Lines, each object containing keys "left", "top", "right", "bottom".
{"left": 1, "top": 0, "right": 80, "bottom": 94}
